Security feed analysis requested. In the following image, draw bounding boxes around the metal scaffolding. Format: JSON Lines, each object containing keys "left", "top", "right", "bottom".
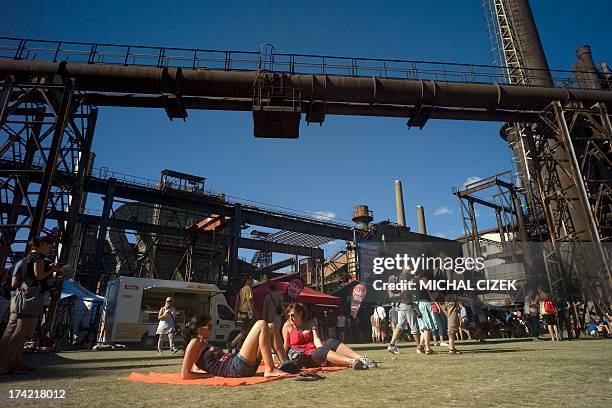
{"left": 483, "top": 0, "right": 611, "bottom": 299}
{"left": 0, "top": 76, "right": 97, "bottom": 269}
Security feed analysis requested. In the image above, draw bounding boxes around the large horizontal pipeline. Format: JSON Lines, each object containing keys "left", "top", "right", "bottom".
{"left": 81, "top": 94, "right": 539, "bottom": 122}
{"left": 2, "top": 59, "right": 612, "bottom": 114}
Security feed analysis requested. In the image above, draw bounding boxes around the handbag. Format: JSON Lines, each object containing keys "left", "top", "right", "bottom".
{"left": 14, "top": 283, "right": 42, "bottom": 318}
{"left": 287, "top": 348, "right": 306, "bottom": 365}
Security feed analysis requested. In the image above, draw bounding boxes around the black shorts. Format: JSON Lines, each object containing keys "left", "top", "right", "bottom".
{"left": 542, "top": 314, "right": 557, "bottom": 326}
{"left": 306, "top": 338, "right": 342, "bottom": 367}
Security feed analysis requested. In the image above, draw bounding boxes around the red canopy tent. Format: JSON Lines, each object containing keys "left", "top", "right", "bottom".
{"left": 252, "top": 281, "right": 341, "bottom": 308}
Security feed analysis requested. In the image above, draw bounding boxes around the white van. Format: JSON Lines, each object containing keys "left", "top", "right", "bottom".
{"left": 98, "top": 276, "right": 239, "bottom": 348}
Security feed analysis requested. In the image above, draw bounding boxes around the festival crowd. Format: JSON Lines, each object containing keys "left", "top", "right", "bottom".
{"left": 1, "top": 236, "right": 611, "bottom": 379}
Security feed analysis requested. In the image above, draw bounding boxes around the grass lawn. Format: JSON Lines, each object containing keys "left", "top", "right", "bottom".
{"left": 1, "top": 338, "right": 611, "bottom": 407}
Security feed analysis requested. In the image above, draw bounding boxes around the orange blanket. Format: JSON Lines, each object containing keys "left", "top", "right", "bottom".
{"left": 121, "top": 366, "right": 346, "bottom": 387}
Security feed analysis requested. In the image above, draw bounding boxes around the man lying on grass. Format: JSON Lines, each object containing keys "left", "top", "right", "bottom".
{"left": 181, "top": 314, "right": 299, "bottom": 379}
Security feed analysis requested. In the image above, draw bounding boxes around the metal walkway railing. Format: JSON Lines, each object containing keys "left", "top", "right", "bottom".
{"left": 0, "top": 36, "right": 598, "bottom": 88}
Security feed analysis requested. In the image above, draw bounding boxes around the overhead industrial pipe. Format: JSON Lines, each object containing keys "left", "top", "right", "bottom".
{"left": 2, "top": 60, "right": 612, "bottom": 115}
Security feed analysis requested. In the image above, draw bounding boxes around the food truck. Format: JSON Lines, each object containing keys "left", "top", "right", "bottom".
{"left": 98, "top": 276, "right": 238, "bottom": 348}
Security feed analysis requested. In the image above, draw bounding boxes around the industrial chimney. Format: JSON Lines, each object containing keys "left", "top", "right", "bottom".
{"left": 394, "top": 180, "right": 406, "bottom": 227}
{"left": 506, "top": 0, "right": 554, "bottom": 87}
{"left": 417, "top": 206, "right": 427, "bottom": 234}
{"left": 574, "top": 45, "right": 604, "bottom": 90}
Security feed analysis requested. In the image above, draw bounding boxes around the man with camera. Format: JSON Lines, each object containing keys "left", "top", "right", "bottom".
{"left": 0, "top": 236, "right": 67, "bottom": 375}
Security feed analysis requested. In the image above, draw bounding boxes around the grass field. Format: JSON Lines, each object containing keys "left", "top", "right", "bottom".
{"left": 1, "top": 338, "right": 611, "bottom": 407}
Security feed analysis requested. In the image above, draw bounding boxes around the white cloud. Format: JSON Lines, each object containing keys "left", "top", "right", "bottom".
{"left": 464, "top": 176, "right": 483, "bottom": 186}
{"left": 434, "top": 232, "right": 446, "bottom": 238}
{"left": 434, "top": 206, "right": 453, "bottom": 216}
{"left": 313, "top": 210, "right": 336, "bottom": 221}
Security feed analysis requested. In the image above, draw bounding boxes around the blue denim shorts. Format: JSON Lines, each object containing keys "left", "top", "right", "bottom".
{"left": 227, "top": 353, "right": 260, "bottom": 377}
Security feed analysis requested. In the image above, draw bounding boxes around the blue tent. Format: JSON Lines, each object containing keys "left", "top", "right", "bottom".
{"left": 59, "top": 280, "right": 104, "bottom": 343}
{"left": 61, "top": 279, "right": 104, "bottom": 303}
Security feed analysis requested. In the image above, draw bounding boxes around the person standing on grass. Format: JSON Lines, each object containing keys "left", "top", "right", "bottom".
{"left": 537, "top": 286, "right": 560, "bottom": 341}
{"left": 387, "top": 267, "right": 421, "bottom": 354}
{"left": 0, "top": 236, "right": 65, "bottom": 375}
{"left": 375, "top": 304, "right": 387, "bottom": 343}
{"left": 312, "top": 312, "right": 321, "bottom": 336}
{"left": 431, "top": 297, "right": 448, "bottom": 347}
{"left": 263, "top": 283, "right": 285, "bottom": 330}
{"left": 415, "top": 273, "right": 438, "bottom": 354}
{"left": 387, "top": 271, "right": 400, "bottom": 332}
{"left": 336, "top": 312, "right": 347, "bottom": 343}
{"left": 470, "top": 303, "right": 489, "bottom": 342}
{"left": 229, "top": 276, "right": 255, "bottom": 352}
{"left": 438, "top": 299, "right": 460, "bottom": 354}
{"left": 370, "top": 310, "right": 378, "bottom": 343}
{"left": 556, "top": 294, "right": 572, "bottom": 340}
{"left": 157, "top": 297, "right": 178, "bottom": 355}
{"left": 457, "top": 303, "right": 471, "bottom": 340}
{"left": 524, "top": 289, "right": 540, "bottom": 338}
{"left": 326, "top": 308, "right": 337, "bottom": 340}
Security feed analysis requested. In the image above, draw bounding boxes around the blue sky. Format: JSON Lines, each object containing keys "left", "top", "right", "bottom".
{"left": 4, "top": 0, "right": 610, "bottom": 258}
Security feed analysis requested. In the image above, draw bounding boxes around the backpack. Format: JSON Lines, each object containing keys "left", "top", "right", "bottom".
{"left": 543, "top": 300, "right": 558, "bottom": 315}
{"left": 1, "top": 258, "right": 24, "bottom": 300}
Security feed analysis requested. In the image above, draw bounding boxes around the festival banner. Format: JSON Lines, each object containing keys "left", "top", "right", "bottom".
{"left": 286, "top": 278, "right": 305, "bottom": 301}
{"left": 350, "top": 283, "right": 367, "bottom": 318}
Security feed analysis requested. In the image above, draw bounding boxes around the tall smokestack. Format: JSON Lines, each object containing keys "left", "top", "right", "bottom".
{"left": 506, "top": 0, "right": 554, "bottom": 87}
{"left": 575, "top": 45, "right": 604, "bottom": 90}
{"left": 417, "top": 206, "right": 427, "bottom": 234}
{"left": 394, "top": 180, "right": 406, "bottom": 227}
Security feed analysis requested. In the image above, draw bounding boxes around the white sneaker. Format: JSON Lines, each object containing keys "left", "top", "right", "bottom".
{"left": 350, "top": 359, "right": 368, "bottom": 370}
{"left": 433, "top": 341, "right": 440, "bottom": 346}
{"left": 360, "top": 356, "right": 378, "bottom": 368}
{"left": 440, "top": 341, "right": 449, "bottom": 346}
{"left": 387, "top": 344, "right": 400, "bottom": 354}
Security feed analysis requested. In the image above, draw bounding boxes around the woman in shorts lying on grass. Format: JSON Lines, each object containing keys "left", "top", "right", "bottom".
{"left": 181, "top": 314, "right": 299, "bottom": 379}
{"left": 282, "top": 303, "right": 376, "bottom": 370}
